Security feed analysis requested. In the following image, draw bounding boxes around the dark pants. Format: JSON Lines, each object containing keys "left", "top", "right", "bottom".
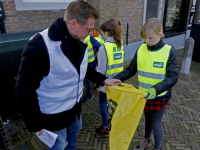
{"left": 99, "top": 92, "right": 109, "bottom": 127}
{"left": 50, "top": 116, "right": 82, "bottom": 150}
{"left": 84, "top": 61, "right": 95, "bottom": 98}
{"left": 94, "top": 57, "right": 99, "bottom": 88}
{"left": 144, "top": 106, "right": 167, "bottom": 148}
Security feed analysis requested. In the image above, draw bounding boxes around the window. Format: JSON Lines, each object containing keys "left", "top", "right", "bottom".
{"left": 165, "top": 0, "right": 182, "bottom": 30}
{"left": 146, "top": 0, "right": 159, "bottom": 21}
{"left": 163, "top": 0, "right": 190, "bottom": 36}
{"left": 15, "top": 0, "right": 74, "bottom": 10}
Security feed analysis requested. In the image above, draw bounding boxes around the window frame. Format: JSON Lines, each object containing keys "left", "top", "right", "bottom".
{"left": 163, "top": 0, "right": 191, "bottom": 37}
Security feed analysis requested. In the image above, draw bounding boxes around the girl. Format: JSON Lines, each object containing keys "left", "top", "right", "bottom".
{"left": 95, "top": 19, "right": 124, "bottom": 137}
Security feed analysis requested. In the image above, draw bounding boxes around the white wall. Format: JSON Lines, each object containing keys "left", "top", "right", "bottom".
{"left": 15, "top": 0, "right": 74, "bottom": 10}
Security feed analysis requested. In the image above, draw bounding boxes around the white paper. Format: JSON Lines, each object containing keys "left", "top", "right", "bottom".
{"left": 36, "top": 129, "right": 58, "bottom": 148}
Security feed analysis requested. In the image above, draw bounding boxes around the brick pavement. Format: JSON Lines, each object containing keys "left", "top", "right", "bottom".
{"left": 3, "top": 48, "right": 200, "bottom": 150}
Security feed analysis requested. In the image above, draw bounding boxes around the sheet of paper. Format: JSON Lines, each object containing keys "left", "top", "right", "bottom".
{"left": 36, "top": 129, "right": 58, "bottom": 148}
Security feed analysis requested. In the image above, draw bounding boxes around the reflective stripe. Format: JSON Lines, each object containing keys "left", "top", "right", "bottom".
{"left": 139, "top": 81, "right": 167, "bottom": 96}
{"left": 88, "top": 53, "right": 95, "bottom": 60}
{"left": 85, "top": 35, "right": 95, "bottom": 63}
{"left": 104, "top": 42, "right": 124, "bottom": 78}
{"left": 88, "top": 48, "right": 93, "bottom": 53}
{"left": 137, "top": 44, "right": 171, "bottom": 97}
{"left": 138, "top": 70, "right": 166, "bottom": 79}
{"left": 107, "top": 63, "right": 123, "bottom": 70}
{"left": 106, "top": 72, "right": 119, "bottom": 78}
{"left": 40, "top": 79, "right": 84, "bottom": 89}
{"left": 40, "top": 91, "right": 83, "bottom": 103}
{"left": 139, "top": 81, "right": 153, "bottom": 89}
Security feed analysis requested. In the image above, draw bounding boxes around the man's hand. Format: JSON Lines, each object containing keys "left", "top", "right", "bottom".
{"left": 145, "top": 88, "right": 156, "bottom": 100}
{"left": 37, "top": 129, "right": 44, "bottom": 136}
{"left": 103, "top": 79, "right": 121, "bottom": 86}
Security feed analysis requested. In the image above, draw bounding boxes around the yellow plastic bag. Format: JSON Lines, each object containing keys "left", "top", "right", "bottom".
{"left": 106, "top": 83, "right": 146, "bottom": 150}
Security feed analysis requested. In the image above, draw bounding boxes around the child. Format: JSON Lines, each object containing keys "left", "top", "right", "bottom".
{"left": 92, "top": 29, "right": 104, "bottom": 92}
{"left": 82, "top": 34, "right": 101, "bottom": 103}
{"left": 114, "top": 18, "right": 178, "bottom": 150}
{"left": 95, "top": 19, "right": 124, "bottom": 136}
{"left": 93, "top": 29, "right": 104, "bottom": 45}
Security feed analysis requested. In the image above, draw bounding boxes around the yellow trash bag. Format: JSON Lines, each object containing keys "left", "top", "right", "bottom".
{"left": 106, "top": 83, "right": 146, "bottom": 150}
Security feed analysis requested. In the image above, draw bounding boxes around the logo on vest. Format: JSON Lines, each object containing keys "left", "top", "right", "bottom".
{"left": 153, "top": 62, "right": 164, "bottom": 68}
{"left": 114, "top": 53, "right": 122, "bottom": 60}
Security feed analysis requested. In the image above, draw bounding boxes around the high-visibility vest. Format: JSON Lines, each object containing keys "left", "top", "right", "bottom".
{"left": 37, "top": 29, "right": 88, "bottom": 114}
{"left": 84, "top": 35, "right": 95, "bottom": 63}
{"left": 94, "top": 35, "right": 104, "bottom": 45}
{"left": 121, "top": 37, "right": 124, "bottom": 52}
{"left": 137, "top": 44, "right": 171, "bottom": 97}
{"left": 104, "top": 42, "right": 124, "bottom": 78}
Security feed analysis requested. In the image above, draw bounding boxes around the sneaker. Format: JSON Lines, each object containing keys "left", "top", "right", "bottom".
{"left": 154, "top": 148, "right": 161, "bottom": 150}
{"left": 82, "top": 96, "right": 93, "bottom": 103}
{"left": 133, "top": 138, "right": 152, "bottom": 150}
{"left": 95, "top": 125, "right": 109, "bottom": 137}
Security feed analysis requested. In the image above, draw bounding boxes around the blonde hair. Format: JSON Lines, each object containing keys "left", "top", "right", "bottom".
{"left": 100, "top": 19, "right": 122, "bottom": 48}
{"left": 140, "top": 18, "right": 164, "bottom": 39}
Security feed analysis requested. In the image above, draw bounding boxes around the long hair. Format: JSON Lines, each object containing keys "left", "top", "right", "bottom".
{"left": 100, "top": 19, "right": 122, "bottom": 48}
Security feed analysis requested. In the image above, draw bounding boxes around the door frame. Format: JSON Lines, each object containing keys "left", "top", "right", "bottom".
{"left": 142, "top": 0, "right": 163, "bottom": 24}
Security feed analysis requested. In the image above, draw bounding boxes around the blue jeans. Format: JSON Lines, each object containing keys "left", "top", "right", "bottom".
{"left": 144, "top": 106, "right": 166, "bottom": 149}
{"left": 99, "top": 92, "right": 108, "bottom": 127}
{"left": 49, "top": 115, "right": 82, "bottom": 150}
{"left": 84, "top": 61, "right": 95, "bottom": 98}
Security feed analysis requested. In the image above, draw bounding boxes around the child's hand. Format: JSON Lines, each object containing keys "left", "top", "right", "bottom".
{"left": 145, "top": 88, "right": 156, "bottom": 100}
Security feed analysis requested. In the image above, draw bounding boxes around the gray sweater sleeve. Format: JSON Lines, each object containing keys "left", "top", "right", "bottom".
{"left": 96, "top": 45, "right": 107, "bottom": 75}
{"left": 96, "top": 45, "right": 107, "bottom": 93}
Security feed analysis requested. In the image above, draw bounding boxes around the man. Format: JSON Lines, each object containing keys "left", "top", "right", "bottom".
{"left": 15, "top": 0, "right": 120, "bottom": 149}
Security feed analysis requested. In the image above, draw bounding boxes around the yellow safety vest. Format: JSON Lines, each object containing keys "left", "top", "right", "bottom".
{"left": 104, "top": 42, "right": 124, "bottom": 78}
{"left": 84, "top": 35, "right": 95, "bottom": 63}
{"left": 137, "top": 44, "right": 171, "bottom": 97}
{"left": 94, "top": 35, "right": 104, "bottom": 45}
{"left": 121, "top": 37, "right": 124, "bottom": 53}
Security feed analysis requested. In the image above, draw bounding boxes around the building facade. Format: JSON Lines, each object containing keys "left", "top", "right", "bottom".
{"left": 0, "top": 0, "right": 200, "bottom": 61}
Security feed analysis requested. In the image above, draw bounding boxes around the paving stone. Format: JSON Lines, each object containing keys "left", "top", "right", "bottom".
{"left": 3, "top": 49, "right": 200, "bottom": 149}
{"left": 30, "top": 139, "right": 38, "bottom": 149}
{"left": 34, "top": 137, "right": 44, "bottom": 147}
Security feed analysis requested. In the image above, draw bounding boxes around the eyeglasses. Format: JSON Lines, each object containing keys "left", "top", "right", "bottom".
{"left": 84, "top": 26, "right": 94, "bottom": 33}
{"left": 76, "top": 19, "right": 94, "bottom": 33}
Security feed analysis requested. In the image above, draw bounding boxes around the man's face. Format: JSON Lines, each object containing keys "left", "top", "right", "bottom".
{"left": 143, "top": 29, "right": 161, "bottom": 46}
{"left": 75, "top": 17, "right": 95, "bottom": 41}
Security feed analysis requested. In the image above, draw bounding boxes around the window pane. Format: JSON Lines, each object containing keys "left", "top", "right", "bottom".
{"left": 198, "top": 6, "right": 200, "bottom": 23}
{"left": 165, "top": 0, "right": 182, "bottom": 30}
{"left": 146, "top": 0, "right": 159, "bottom": 20}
